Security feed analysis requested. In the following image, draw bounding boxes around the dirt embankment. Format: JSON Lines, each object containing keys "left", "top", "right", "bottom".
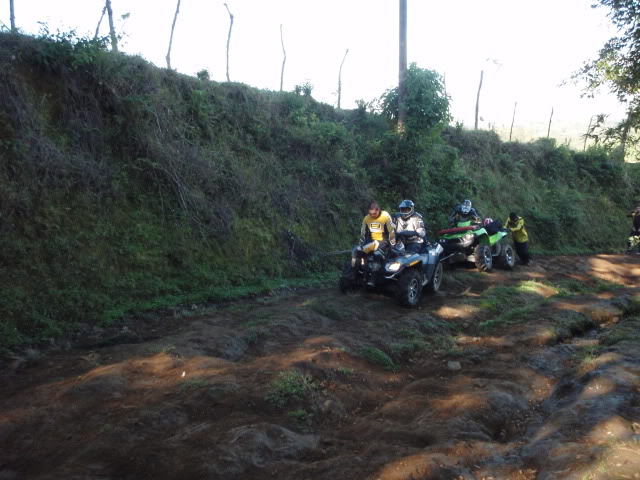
{"left": 1, "top": 255, "right": 640, "bottom": 480}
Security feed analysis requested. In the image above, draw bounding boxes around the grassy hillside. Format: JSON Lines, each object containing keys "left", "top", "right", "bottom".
{"left": 0, "top": 32, "right": 636, "bottom": 349}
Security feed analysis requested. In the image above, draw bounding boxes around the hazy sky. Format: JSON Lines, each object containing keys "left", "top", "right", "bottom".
{"left": 2, "top": 0, "right": 626, "bottom": 143}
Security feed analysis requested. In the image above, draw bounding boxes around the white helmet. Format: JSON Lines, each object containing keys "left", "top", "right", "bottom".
{"left": 461, "top": 199, "right": 472, "bottom": 214}
{"left": 398, "top": 199, "right": 415, "bottom": 220}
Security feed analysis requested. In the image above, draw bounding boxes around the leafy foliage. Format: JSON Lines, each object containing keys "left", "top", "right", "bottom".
{"left": 380, "top": 63, "right": 450, "bottom": 137}
{"left": 575, "top": 0, "right": 640, "bottom": 155}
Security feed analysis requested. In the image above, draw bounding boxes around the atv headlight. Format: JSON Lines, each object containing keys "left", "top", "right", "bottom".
{"left": 351, "top": 257, "right": 356, "bottom": 267}
{"left": 385, "top": 262, "right": 401, "bottom": 272}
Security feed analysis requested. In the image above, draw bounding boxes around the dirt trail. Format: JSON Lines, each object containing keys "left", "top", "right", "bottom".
{"left": 1, "top": 255, "right": 640, "bottom": 480}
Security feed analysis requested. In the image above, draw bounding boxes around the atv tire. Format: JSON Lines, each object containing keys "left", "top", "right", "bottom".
{"left": 474, "top": 244, "right": 493, "bottom": 272}
{"left": 497, "top": 244, "right": 515, "bottom": 270}
{"left": 425, "top": 262, "right": 443, "bottom": 294}
{"left": 396, "top": 269, "right": 422, "bottom": 307}
{"left": 339, "top": 262, "right": 357, "bottom": 293}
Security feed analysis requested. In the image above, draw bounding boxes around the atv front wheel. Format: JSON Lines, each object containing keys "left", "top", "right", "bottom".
{"left": 396, "top": 269, "right": 422, "bottom": 306}
{"left": 425, "top": 262, "right": 443, "bottom": 294}
{"left": 497, "top": 244, "right": 515, "bottom": 270}
{"left": 474, "top": 244, "right": 493, "bottom": 272}
{"left": 339, "top": 262, "right": 357, "bottom": 293}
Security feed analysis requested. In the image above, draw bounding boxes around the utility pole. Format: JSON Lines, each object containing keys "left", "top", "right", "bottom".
{"left": 547, "top": 107, "right": 554, "bottom": 138}
{"left": 398, "top": 0, "right": 407, "bottom": 134}
{"left": 9, "top": 0, "right": 16, "bottom": 32}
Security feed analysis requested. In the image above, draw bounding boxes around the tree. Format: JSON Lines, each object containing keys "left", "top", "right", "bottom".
{"left": 94, "top": 6, "right": 107, "bottom": 39}
{"left": 509, "top": 101, "right": 517, "bottom": 141}
{"left": 224, "top": 3, "right": 234, "bottom": 82}
{"left": 166, "top": 0, "right": 182, "bottom": 70}
{"left": 576, "top": 0, "right": 640, "bottom": 155}
{"left": 337, "top": 48, "right": 348, "bottom": 109}
{"left": 380, "top": 63, "right": 450, "bottom": 137}
{"left": 279, "top": 24, "right": 286, "bottom": 91}
{"left": 105, "top": 0, "right": 118, "bottom": 52}
{"left": 474, "top": 70, "right": 483, "bottom": 130}
{"left": 9, "top": 0, "right": 16, "bottom": 32}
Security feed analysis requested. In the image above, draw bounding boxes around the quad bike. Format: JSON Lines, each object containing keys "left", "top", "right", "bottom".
{"left": 437, "top": 220, "right": 515, "bottom": 272}
{"left": 339, "top": 231, "right": 445, "bottom": 307}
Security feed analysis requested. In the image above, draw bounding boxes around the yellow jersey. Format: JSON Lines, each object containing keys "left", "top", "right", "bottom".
{"left": 360, "top": 211, "right": 395, "bottom": 244}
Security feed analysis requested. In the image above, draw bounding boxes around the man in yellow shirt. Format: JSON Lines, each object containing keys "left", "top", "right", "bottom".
{"left": 359, "top": 201, "right": 395, "bottom": 286}
{"left": 504, "top": 211, "right": 530, "bottom": 265}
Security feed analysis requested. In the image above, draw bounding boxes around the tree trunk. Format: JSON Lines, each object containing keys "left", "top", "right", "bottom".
{"left": 280, "top": 24, "right": 286, "bottom": 91}
{"left": 337, "top": 48, "right": 349, "bottom": 109}
{"left": 509, "top": 101, "right": 517, "bottom": 141}
{"left": 224, "top": 3, "right": 234, "bottom": 82}
{"left": 547, "top": 107, "right": 554, "bottom": 138}
{"left": 398, "top": 0, "right": 407, "bottom": 134}
{"left": 584, "top": 116, "right": 593, "bottom": 151}
{"left": 94, "top": 6, "right": 106, "bottom": 39}
{"left": 443, "top": 72, "right": 447, "bottom": 99}
{"left": 474, "top": 70, "right": 484, "bottom": 130}
{"left": 621, "top": 108, "right": 632, "bottom": 159}
{"left": 9, "top": 0, "right": 16, "bottom": 32}
{"left": 105, "top": 0, "right": 118, "bottom": 52}
{"left": 166, "top": 0, "right": 182, "bottom": 70}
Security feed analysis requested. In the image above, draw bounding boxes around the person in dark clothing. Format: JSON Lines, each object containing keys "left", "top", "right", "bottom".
{"left": 448, "top": 199, "right": 482, "bottom": 226}
{"left": 626, "top": 205, "right": 640, "bottom": 253}
{"left": 504, "top": 211, "right": 530, "bottom": 265}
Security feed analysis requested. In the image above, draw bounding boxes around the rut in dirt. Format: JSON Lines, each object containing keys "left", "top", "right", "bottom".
{"left": 1, "top": 254, "right": 640, "bottom": 480}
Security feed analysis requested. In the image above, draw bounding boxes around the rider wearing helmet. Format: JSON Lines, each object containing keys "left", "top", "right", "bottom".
{"left": 448, "top": 199, "right": 482, "bottom": 226}
{"left": 394, "top": 199, "right": 427, "bottom": 254}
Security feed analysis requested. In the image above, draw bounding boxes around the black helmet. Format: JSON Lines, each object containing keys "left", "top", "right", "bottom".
{"left": 461, "top": 199, "right": 472, "bottom": 214}
{"left": 398, "top": 199, "right": 415, "bottom": 220}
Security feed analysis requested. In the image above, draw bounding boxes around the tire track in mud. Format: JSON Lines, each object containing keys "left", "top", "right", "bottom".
{"left": 0, "top": 255, "right": 639, "bottom": 480}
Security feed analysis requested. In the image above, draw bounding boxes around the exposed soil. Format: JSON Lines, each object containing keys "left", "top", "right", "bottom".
{"left": 2, "top": 255, "right": 640, "bottom": 480}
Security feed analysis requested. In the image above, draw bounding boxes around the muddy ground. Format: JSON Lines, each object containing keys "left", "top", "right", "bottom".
{"left": 1, "top": 255, "right": 640, "bottom": 480}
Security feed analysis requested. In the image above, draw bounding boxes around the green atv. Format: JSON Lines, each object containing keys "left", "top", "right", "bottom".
{"left": 437, "top": 220, "right": 515, "bottom": 272}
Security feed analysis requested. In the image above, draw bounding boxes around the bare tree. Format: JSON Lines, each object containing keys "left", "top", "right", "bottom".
{"left": 279, "top": 24, "right": 286, "bottom": 91}
{"left": 474, "top": 70, "right": 484, "bottom": 130}
{"left": 621, "top": 108, "right": 632, "bottom": 158}
{"left": 547, "top": 107, "right": 554, "bottom": 138}
{"left": 224, "top": 3, "right": 234, "bottom": 82}
{"left": 443, "top": 72, "right": 447, "bottom": 99}
{"left": 94, "top": 5, "right": 106, "bottom": 39}
{"left": 398, "top": 0, "right": 408, "bottom": 133}
{"left": 105, "top": 0, "right": 118, "bottom": 52}
{"left": 9, "top": 0, "right": 16, "bottom": 32}
{"left": 509, "top": 101, "right": 517, "bottom": 141}
{"left": 584, "top": 116, "right": 594, "bottom": 151}
{"left": 166, "top": 0, "right": 182, "bottom": 70}
{"left": 337, "top": 49, "right": 349, "bottom": 109}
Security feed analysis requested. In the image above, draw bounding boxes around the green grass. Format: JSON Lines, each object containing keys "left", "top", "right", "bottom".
{"left": 358, "top": 345, "right": 398, "bottom": 371}
{"left": 335, "top": 366, "right": 355, "bottom": 375}
{"left": 303, "top": 298, "right": 348, "bottom": 321}
{"left": 179, "top": 377, "right": 209, "bottom": 392}
{"left": 600, "top": 315, "right": 640, "bottom": 346}
{"left": 266, "top": 371, "right": 318, "bottom": 408}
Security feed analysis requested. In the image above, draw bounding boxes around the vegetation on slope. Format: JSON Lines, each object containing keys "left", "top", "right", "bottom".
{"left": 0, "top": 31, "right": 637, "bottom": 348}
